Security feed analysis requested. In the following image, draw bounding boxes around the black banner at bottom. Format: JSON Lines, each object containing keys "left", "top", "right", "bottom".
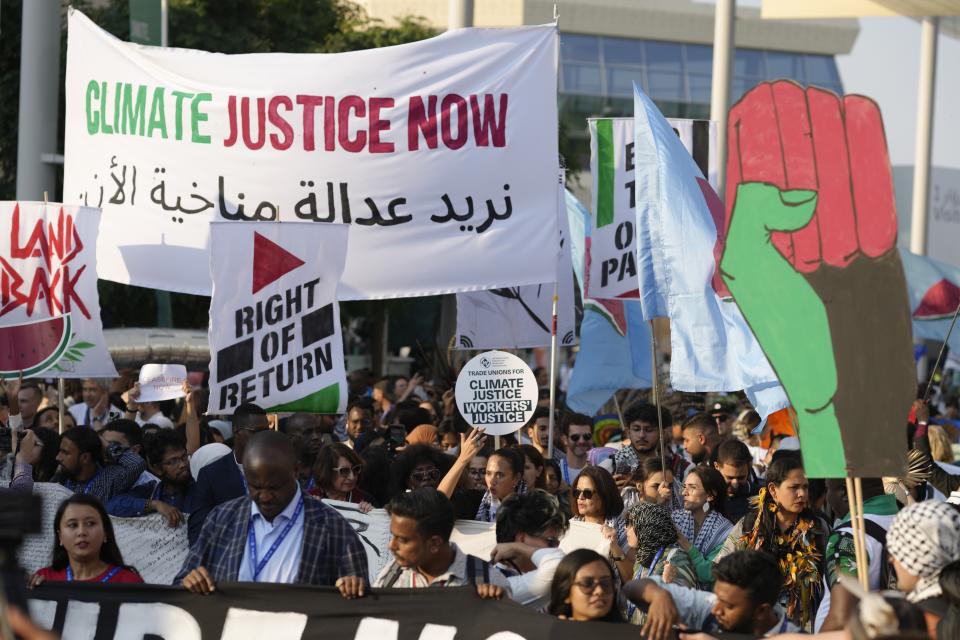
{"left": 28, "top": 582, "right": 649, "bottom": 640}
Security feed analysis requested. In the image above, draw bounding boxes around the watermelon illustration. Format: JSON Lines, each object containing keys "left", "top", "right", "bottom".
{"left": 0, "top": 313, "right": 72, "bottom": 379}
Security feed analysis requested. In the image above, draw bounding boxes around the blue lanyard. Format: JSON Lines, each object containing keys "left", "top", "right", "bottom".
{"left": 67, "top": 565, "right": 122, "bottom": 583}
{"left": 647, "top": 547, "right": 665, "bottom": 576}
{"left": 561, "top": 458, "right": 570, "bottom": 484}
{"left": 247, "top": 497, "right": 304, "bottom": 581}
{"left": 305, "top": 476, "right": 315, "bottom": 492}
{"left": 239, "top": 467, "right": 249, "bottom": 495}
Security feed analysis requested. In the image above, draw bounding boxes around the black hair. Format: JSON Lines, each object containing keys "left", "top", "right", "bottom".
{"left": 623, "top": 402, "right": 672, "bottom": 431}
{"left": 29, "top": 427, "right": 60, "bottom": 481}
{"left": 518, "top": 444, "right": 546, "bottom": 489}
{"left": 686, "top": 465, "right": 727, "bottom": 514}
{"left": 144, "top": 429, "right": 187, "bottom": 468}
{"left": 394, "top": 406, "right": 433, "bottom": 434}
{"left": 715, "top": 438, "right": 752, "bottom": 467}
{"left": 490, "top": 446, "right": 524, "bottom": 476}
{"left": 233, "top": 402, "right": 267, "bottom": 429}
{"left": 561, "top": 412, "right": 593, "bottom": 436}
{"left": 389, "top": 443, "right": 452, "bottom": 498}
{"left": 18, "top": 381, "right": 42, "bottom": 401}
{"left": 50, "top": 494, "right": 134, "bottom": 573}
{"left": 682, "top": 412, "right": 718, "bottom": 435}
{"left": 547, "top": 549, "right": 623, "bottom": 622}
{"left": 543, "top": 459, "right": 563, "bottom": 489}
{"left": 280, "top": 412, "right": 318, "bottom": 435}
{"left": 713, "top": 550, "right": 782, "bottom": 608}
{"left": 495, "top": 489, "right": 568, "bottom": 543}
{"left": 61, "top": 427, "right": 104, "bottom": 466}
{"left": 386, "top": 488, "right": 455, "bottom": 541}
{"left": 630, "top": 456, "right": 671, "bottom": 486}
{"left": 528, "top": 406, "right": 552, "bottom": 427}
{"left": 348, "top": 396, "right": 375, "bottom": 413}
{"left": 34, "top": 405, "right": 77, "bottom": 430}
{"left": 743, "top": 457, "right": 816, "bottom": 558}
{"left": 938, "top": 560, "right": 960, "bottom": 639}
{"left": 574, "top": 466, "right": 623, "bottom": 519}
{"left": 357, "top": 444, "right": 391, "bottom": 507}
{"left": 101, "top": 419, "right": 142, "bottom": 449}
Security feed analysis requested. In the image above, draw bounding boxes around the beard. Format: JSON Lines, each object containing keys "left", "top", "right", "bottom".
{"left": 690, "top": 449, "right": 707, "bottom": 464}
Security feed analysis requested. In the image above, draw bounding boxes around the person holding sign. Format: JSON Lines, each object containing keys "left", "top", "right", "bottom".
{"left": 176, "top": 431, "right": 369, "bottom": 598}
{"left": 28, "top": 494, "right": 143, "bottom": 587}
{"left": 475, "top": 448, "right": 526, "bottom": 523}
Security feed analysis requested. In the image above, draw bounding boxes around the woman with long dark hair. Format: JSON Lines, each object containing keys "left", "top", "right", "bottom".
{"left": 672, "top": 465, "right": 732, "bottom": 588}
{"left": 476, "top": 447, "right": 526, "bottom": 522}
{"left": 714, "top": 456, "right": 827, "bottom": 630}
{"left": 27, "top": 494, "right": 142, "bottom": 586}
{"left": 548, "top": 549, "right": 624, "bottom": 623}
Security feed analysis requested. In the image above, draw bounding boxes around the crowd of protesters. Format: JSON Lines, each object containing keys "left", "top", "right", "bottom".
{"left": 4, "top": 368, "right": 960, "bottom": 639}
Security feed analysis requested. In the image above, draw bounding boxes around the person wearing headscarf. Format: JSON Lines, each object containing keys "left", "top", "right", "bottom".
{"left": 405, "top": 424, "right": 439, "bottom": 447}
{"left": 887, "top": 499, "right": 960, "bottom": 635}
{"left": 624, "top": 501, "right": 696, "bottom": 627}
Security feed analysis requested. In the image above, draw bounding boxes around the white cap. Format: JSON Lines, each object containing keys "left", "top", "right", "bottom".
{"left": 189, "top": 443, "right": 232, "bottom": 481}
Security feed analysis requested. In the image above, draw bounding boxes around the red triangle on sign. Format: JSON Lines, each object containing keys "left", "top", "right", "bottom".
{"left": 252, "top": 232, "right": 305, "bottom": 294}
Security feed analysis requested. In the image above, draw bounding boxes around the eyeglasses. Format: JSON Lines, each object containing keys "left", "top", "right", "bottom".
{"left": 410, "top": 468, "right": 441, "bottom": 482}
{"left": 567, "top": 434, "right": 591, "bottom": 443}
{"left": 573, "top": 577, "right": 614, "bottom": 594}
{"left": 335, "top": 464, "right": 362, "bottom": 478}
{"left": 162, "top": 454, "right": 189, "bottom": 468}
{"left": 573, "top": 488, "right": 595, "bottom": 500}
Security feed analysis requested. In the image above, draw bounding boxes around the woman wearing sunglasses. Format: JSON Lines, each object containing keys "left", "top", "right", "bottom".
{"left": 548, "top": 549, "right": 624, "bottom": 622}
{"left": 570, "top": 466, "right": 629, "bottom": 572}
{"left": 310, "top": 443, "right": 375, "bottom": 513}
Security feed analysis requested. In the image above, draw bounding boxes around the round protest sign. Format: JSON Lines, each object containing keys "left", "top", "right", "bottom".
{"left": 455, "top": 350, "right": 538, "bottom": 436}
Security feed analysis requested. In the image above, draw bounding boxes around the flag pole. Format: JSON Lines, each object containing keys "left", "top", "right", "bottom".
{"left": 649, "top": 320, "right": 668, "bottom": 478}
{"left": 844, "top": 476, "right": 868, "bottom": 591}
{"left": 44, "top": 190, "right": 66, "bottom": 436}
{"left": 547, "top": 281, "right": 559, "bottom": 460}
{"left": 923, "top": 298, "right": 960, "bottom": 401}
{"left": 853, "top": 477, "right": 869, "bottom": 590}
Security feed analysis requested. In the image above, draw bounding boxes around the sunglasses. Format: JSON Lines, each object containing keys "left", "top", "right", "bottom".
{"left": 573, "top": 577, "right": 614, "bottom": 594}
{"left": 536, "top": 535, "right": 561, "bottom": 548}
{"left": 411, "top": 468, "right": 441, "bottom": 482}
{"left": 573, "top": 488, "right": 595, "bottom": 500}
{"left": 567, "top": 434, "right": 591, "bottom": 443}
{"left": 335, "top": 464, "right": 362, "bottom": 478}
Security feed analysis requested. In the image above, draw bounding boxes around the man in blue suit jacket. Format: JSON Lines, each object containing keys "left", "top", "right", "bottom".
{"left": 176, "top": 430, "right": 369, "bottom": 598}
{"left": 186, "top": 403, "right": 269, "bottom": 545}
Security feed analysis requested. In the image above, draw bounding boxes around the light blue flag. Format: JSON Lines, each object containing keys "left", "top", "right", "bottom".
{"left": 900, "top": 248, "right": 960, "bottom": 352}
{"left": 566, "top": 188, "right": 652, "bottom": 415}
{"left": 632, "top": 83, "right": 780, "bottom": 394}
{"left": 566, "top": 300, "right": 652, "bottom": 416}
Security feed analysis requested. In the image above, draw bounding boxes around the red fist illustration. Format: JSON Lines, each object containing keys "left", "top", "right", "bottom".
{"left": 720, "top": 80, "right": 914, "bottom": 478}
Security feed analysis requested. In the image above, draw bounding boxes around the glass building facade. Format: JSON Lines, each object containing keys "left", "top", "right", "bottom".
{"left": 559, "top": 32, "right": 845, "bottom": 159}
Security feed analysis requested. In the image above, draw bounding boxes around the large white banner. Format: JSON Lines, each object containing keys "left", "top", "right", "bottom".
{"left": 208, "top": 222, "right": 348, "bottom": 414}
{"left": 587, "top": 117, "right": 717, "bottom": 300}
{"left": 455, "top": 183, "right": 576, "bottom": 349}
{"left": 0, "top": 202, "right": 117, "bottom": 379}
{"left": 64, "top": 10, "right": 560, "bottom": 300}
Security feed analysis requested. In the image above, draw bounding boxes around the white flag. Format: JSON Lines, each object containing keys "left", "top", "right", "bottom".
{"left": 64, "top": 10, "right": 560, "bottom": 300}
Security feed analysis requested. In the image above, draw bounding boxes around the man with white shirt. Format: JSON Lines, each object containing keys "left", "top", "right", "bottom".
{"left": 176, "top": 430, "right": 368, "bottom": 597}
{"left": 69, "top": 378, "right": 123, "bottom": 430}
{"left": 375, "top": 488, "right": 510, "bottom": 599}
{"left": 490, "top": 490, "right": 567, "bottom": 610}
{"left": 622, "top": 550, "right": 800, "bottom": 639}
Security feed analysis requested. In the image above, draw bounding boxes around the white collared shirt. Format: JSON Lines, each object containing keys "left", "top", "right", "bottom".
{"left": 373, "top": 543, "right": 511, "bottom": 591}
{"left": 237, "top": 486, "right": 304, "bottom": 584}
{"left": 504, "top": 547, "right": 565, "bottom": 610}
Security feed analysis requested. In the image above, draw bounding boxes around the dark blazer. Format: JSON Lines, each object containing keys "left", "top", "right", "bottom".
{"left": 174, "top": 494, "right": 369, "bottom": 586}
{"left": 185, "top": 453, "right": 245, "bottom": 546}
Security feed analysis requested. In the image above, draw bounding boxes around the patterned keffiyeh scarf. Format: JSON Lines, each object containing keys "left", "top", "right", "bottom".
{"left": 626, "top": 502, "right": 677, "bottom": 567}
{"left": 672, "top": 508, "right": 733, "bottom": 555}
{"left": 476, "top": 479, "right": 528, "bottom": 522}
{"left": 887, "top": 500, "right": 960, "bottom": 603}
